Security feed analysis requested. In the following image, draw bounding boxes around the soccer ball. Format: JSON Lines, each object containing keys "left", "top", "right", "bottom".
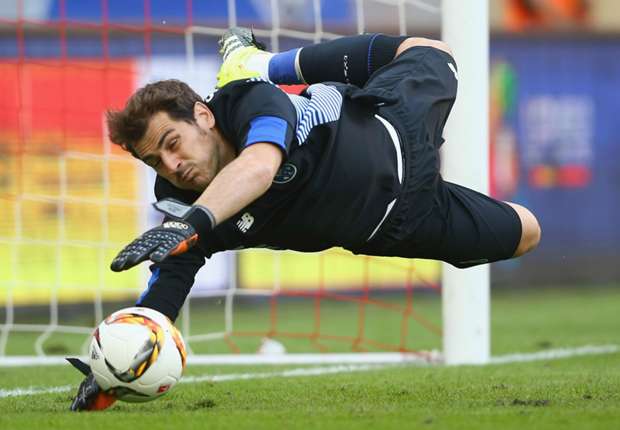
{"left": 89, "top": 306, "right": 187, "bottom": 402}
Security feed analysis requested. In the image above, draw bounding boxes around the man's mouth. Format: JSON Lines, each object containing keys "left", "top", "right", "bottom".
{"left": 181, "top": 167, "right": 196, "bottom": 183}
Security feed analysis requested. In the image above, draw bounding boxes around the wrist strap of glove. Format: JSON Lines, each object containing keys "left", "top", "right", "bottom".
{"left": 153, "top": 198, "right": 216, "bottom": 234}
{"left": 185, "top": 205, "right": 215, "bottom": 234}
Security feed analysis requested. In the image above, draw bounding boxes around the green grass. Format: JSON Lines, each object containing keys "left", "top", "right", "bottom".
{"left": 1, "top": 286, "right": 619, "bottom": 429}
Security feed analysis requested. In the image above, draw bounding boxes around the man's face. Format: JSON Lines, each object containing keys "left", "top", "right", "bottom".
{"left": 134, "top": 103, "right": 232, "bottom": 192}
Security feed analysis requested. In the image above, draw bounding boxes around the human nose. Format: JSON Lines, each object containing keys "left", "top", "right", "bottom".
{"left": 161, "top": 152, "right": 181, "bottom": 174}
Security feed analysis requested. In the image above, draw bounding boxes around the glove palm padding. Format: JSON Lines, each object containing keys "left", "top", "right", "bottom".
{"left": 110, "top": 220, "right": 198, "bottom": 272}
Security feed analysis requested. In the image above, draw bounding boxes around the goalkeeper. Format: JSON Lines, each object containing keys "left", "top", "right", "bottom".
{"left": 70, "top": 28, "right": 541, "bottom": 410}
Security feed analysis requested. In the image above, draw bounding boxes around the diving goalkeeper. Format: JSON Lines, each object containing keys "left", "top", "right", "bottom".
{"left": 70, "top": 28, "right": 541, "bottom": 410}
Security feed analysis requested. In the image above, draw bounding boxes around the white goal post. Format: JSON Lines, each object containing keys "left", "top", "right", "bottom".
{"left": 441, "top": 0, "right": 491, "bottom": 365}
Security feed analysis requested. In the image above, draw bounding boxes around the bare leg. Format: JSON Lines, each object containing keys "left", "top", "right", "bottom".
{"left": 395, "top": 37, "right": 453, "bottom": 58}
{"left": 505, "top": 202, "right": 541, "bottom": 257}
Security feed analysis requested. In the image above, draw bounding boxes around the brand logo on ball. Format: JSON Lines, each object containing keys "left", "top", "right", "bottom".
{"left": 273, "top": 163, "right": 297, "bottom": 184}
{"left": 163, "top": 221, "right": 189, "bottom": 230}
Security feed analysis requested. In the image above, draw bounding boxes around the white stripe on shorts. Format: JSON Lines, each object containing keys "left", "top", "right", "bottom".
{"left": 367, "top": 114, "right": 404, "bottom": 241}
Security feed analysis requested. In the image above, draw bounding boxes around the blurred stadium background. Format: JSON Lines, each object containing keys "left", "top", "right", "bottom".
{"left": 0, "top": 0, "right": 618, "bottom": 361}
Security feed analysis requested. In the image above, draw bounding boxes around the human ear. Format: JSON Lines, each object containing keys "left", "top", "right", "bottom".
{"left": 193, "top": 102, "right": 215, "bottom": 128}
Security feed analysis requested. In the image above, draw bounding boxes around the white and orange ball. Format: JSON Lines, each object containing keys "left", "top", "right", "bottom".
{"left": 89, "top": 307, "right": 187, "bottom": 402}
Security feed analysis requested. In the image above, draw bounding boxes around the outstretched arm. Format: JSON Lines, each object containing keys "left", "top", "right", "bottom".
{"left": 110, "top": 142, "right": 282, "bottom": 272}
{"left": 193, "top": 142, "right": 281, "bottom": 223}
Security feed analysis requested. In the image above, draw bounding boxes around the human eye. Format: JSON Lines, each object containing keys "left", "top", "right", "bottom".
{"left": 168, "top": 137, "right": 179, "bottom": 150}
{"left": 144, "top": 157, "right": 161, "bottom": 169}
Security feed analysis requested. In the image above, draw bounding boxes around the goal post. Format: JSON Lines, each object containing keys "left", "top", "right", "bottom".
{"left": 441, "top": 0, "right": 491, "bottom": 365}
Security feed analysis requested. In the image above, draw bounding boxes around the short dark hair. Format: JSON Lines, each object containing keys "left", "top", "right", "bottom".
{"left": 106, "top": 79, "right": 203, "bottom": 157}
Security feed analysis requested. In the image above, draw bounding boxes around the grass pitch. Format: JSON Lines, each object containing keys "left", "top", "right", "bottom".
{"left": 1, "top": 286, "right": 619, "bottom": 430}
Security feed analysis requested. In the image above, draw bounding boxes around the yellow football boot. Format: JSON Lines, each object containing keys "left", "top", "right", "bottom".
{"left": 216, "top": 27, "right": 272, "bottom": 88}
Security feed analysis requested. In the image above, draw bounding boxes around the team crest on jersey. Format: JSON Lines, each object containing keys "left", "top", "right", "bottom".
{"left": 236, "top": 212, "right": 254, "bottom": 233}
{"left": 273, "top": 163, "right": 297, "bottom": 184}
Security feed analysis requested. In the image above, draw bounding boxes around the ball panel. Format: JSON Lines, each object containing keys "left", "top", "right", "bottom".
{"left": 123, "top": 375, "right": 177, "bottom": 403}
{"left": 99, "top": 323, "right": 149, "bottom": 372}
{"left": 89, "top": 337, "right": 115, "bottom": 391}
{"left": 170, "top": 324, "right": 187, "bottom": 369}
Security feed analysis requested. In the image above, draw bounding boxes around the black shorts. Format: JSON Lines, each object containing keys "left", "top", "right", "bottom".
{"left": 353, "top": 46, "right": 522, "bottom": 268}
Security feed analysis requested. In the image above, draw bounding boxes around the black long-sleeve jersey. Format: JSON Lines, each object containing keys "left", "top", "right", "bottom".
{"left": 139, "top": 78, "right": 402, "bottom": 320}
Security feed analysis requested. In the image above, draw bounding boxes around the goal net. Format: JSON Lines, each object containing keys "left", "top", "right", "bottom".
{"left": 0, "top": 0, "right": 487, "bottom": 365}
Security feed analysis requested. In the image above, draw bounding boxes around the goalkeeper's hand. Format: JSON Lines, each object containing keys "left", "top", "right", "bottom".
{"left": 67, "top": 358, "right": 117, "bottom": 412}
{"left": 110, "top": 199, "right": 215, "bottom": 272}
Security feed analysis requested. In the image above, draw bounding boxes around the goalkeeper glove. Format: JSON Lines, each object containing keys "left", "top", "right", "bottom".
{"left": 110, "top": 199, "right": 215, "bottom": 272}
{"left": 67, "top": 357, "right": 117, "bottom": 412}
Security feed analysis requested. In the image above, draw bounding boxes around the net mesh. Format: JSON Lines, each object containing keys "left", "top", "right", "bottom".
{"left": 0, "top": 0, "right": 443, "bottom": 361}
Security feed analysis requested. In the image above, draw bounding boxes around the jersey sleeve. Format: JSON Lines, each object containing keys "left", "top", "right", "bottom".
{"left": 136, "top": 250, "right": 205, "bottom": 322}
{"left": 214, "top": 80, "right": 297, "bottom": 155}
